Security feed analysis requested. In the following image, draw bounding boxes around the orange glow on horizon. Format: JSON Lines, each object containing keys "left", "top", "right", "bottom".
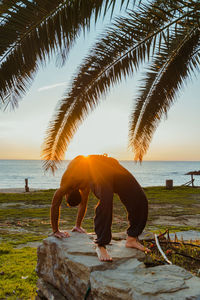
{"left": 0, "top": 139, "right": 200, "bottom": 161}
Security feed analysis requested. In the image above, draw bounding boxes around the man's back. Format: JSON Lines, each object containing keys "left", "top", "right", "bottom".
{"left": 87, "top": 155, "right": 142, "bottom": 195}
{"left": 61, "top": 155, "right": 124, "bottom": 188}
{"left": 61, "top": 154, "right": 142, "bottom": 197}
{"left": 87, "top": 155, "right": 125, "bottom": 184}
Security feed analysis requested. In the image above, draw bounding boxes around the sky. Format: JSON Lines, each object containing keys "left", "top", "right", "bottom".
{"left": 0, "top": 5, "right": 200, "bottom": 162}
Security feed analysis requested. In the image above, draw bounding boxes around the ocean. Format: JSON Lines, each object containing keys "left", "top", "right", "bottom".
{"left": 0, "top": 160, "right": 199, "bottom": 189}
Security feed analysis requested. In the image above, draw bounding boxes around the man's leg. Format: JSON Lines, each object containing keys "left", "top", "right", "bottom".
{"left": 93, "top": 184, "right": 113, "bottom": 261}
{"left": 122, "top": 190, "right": 150, "bottom": 252}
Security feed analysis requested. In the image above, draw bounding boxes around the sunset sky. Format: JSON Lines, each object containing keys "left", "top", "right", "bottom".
{"left": 0, "top": 6, "right": 200, "bottom": 162}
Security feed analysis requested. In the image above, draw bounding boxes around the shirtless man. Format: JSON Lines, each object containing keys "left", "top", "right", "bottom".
{"left": 51, "top": 155, "right": 150, "bottom": 261}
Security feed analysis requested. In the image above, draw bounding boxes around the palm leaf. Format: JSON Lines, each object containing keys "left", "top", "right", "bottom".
{"left": 42, "top": 0, "right": 198, "bottom": 171}
{"left": 42, "top": 2, "right": 185, "bottom": 171}
{"left": 0, "top": 0, "right": 130, "bottom": 108}
{"left": 129, "top": 27, "right": 200, "bottom": 161}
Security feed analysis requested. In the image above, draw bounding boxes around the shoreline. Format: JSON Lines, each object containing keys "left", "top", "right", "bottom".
{"left": 0, "top": 186, "right": 199, "bottom": 194}
{"left": 0, "top": 188, "right": 41, "bottom": 193}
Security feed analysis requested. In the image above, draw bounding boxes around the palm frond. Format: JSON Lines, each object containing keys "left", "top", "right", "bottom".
{"left": 0, "top": 0, "right": 98, "bottom": 107}
{"left": 0, "top": 0, "right": 131, "bottom": 109}
{"left": 129, "top": 27, "right": 200, "bottom": 161}
{"left": 41, "top": 3, "right": 170, "bottom": 171}
{"left": 42, "top": 0, "right": 199, "bottom": 171}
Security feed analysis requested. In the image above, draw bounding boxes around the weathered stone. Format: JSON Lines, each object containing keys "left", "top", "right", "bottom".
{"left": 107, "top": 240, "right": 145, "bottom": 260}
{"left": 131, "top": 265, "right": 190, "bottom": 295}
{"left": 36, "top": 233, "right": 102, "bottom": 299}
{"left": 36, "top": 232, "right": 144, "bottom": 299}
{"left": 111, "top": 231, "right": 127, "bottom": 240}
{"left": 37, "top": 278, "right": 66, "bottom": 300}
{"left": 90, "top": 259, "right": 144, "bottom": 300}
{"left": 36, "top": 232, "right": 200, "bottom": 300}
{"left": 91, "top": 264, "right": 200, "bottom": 300}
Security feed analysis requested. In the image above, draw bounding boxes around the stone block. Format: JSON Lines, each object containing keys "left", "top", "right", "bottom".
{"left": 36, "top": 232, "right": 200, "bottom": 300}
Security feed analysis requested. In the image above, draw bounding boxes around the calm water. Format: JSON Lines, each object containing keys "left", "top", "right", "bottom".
{"left": 0, "top": 160, "right": 199, "bottom": 189}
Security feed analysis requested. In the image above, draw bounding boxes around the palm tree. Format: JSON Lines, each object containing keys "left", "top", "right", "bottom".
{"left": 1, "top": 1, "right": 199, "bottom": 172}
{"left": 0, "top": 0, "right": 130, "bottom": 110}
{"left": 42, "top": 0, "right": 200, "bottom": 172}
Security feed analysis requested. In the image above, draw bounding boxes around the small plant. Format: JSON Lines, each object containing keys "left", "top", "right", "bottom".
{"left": 143, "top": 230, "right": 200, "bottom": 277}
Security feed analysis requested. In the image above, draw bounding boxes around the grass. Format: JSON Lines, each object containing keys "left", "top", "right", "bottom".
{"left": 0, "top": 186, "right": 199, "bottom": 298}
{"left": 0, "top": 243, "right": 37, "bottom": 299}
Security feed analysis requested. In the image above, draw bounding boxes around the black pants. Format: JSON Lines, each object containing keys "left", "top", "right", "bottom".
{"left": 92, "top": 180, "right": 148, "bottom": 246}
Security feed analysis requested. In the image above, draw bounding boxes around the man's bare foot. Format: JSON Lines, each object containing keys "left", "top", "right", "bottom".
{"left": 72, "top": 226, "right": 86, "bottom": 233}
{"left": 96, "top": 246, "right": 112, "bottom": 262}
{"left": 126, "top": 236, "right": 150, "bottom": 253}
{"left": 54, "top": 230, "right": 70, "bottom": 238}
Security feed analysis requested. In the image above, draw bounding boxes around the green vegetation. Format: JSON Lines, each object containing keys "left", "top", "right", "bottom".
{"left": 144, "top": 236, "right": 200, "bottom": 278}
{"left": 0, "top": 243, "right": 37, "bottom": 299}
{"left": 0, "top": 187, "right": 199, "bottom": 298}
{"left": 145, "top": 186, "right": 200, "bottom": 205}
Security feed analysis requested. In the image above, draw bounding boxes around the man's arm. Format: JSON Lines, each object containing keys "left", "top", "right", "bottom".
{"left": 51, "top": 188, "right": 69, "bottom": 238}
{"left": 72, "top": 187, "right": 90, "bottom": 233}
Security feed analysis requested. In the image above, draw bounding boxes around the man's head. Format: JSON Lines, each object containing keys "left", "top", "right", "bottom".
{"left": 66, "top": 189, "right": 82, "bottom": 207}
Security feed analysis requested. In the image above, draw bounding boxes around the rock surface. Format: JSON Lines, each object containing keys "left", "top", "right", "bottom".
{"left": 36, "top": 232, "right": 200, "bottom": 300}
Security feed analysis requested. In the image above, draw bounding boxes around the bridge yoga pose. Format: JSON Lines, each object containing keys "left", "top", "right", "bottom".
{"left": 51, "top": 155, "right": 150, "bottom": 261}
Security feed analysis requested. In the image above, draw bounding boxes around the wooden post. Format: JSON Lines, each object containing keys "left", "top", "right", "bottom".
{"left": 166, "top": 179, "right": 173, "bottom": 190}
{"left": 191, "top": 174, "right": 194, "bottom": 187}
{"left": 25, "top": 178, "right": 29, "bottom": 192}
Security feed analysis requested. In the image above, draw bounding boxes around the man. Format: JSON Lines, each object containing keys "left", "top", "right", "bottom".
{"left": 51, "top": 155, "right": 149, "bottom": 261}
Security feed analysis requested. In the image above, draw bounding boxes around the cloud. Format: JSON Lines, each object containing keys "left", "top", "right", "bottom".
{"left": 38, "top": 82, "right": 67, "bottom": 92}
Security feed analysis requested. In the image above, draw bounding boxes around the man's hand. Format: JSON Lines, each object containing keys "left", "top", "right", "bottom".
{"left": 54, "top": 230, "right": 70, "bottom": 238}
{"left": 72, "top": 226, "right": 86, "bottom": 233}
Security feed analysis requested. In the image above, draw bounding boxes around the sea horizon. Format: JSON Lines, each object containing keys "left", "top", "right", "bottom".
{"left": 0, "top": 159, "right": 199, "bottom": 189}
{"left": 0, "top": 159, "right": 200, "bottom": 162}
